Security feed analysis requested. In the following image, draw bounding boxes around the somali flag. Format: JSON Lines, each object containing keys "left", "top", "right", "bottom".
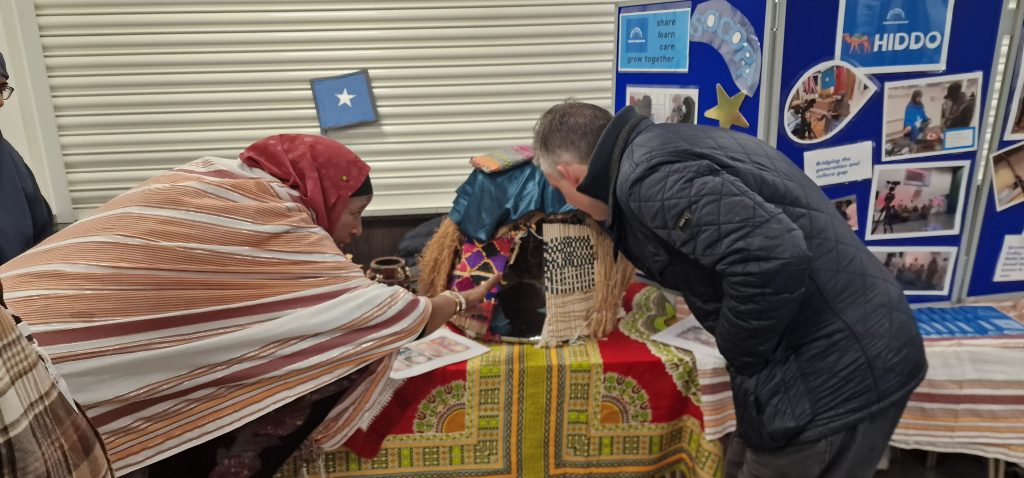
{"left": 310, "top": 70, "right": 379, "bottom": 132}
{"left": 820, "top": 66, "right": 836, "bottom": 91}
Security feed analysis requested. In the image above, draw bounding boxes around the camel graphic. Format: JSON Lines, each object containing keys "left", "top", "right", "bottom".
{"left": 843, "top": 33, "right": 871, "bottom": 54}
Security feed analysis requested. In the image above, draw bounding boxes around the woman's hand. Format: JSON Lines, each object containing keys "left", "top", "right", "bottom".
{"left": 461, "top": 274, "right": 502, "bottom": 315}
{"left": 421, "top": 274, "right": 503, "bottom": 336}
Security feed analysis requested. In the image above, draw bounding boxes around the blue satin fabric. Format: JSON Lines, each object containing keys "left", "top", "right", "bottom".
{"left": 449, "top": 164, "right": 575, "bottom": 242}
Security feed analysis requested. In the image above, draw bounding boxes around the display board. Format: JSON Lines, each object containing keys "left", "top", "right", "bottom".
{"left": 613, "top": 0, "right": 776, "bottom": 139}
{"left": 964, "top": 8, "right": 1024, "bottom": 299}
{"left": 771, "top": 0, "right": 1007, "bottom": 304}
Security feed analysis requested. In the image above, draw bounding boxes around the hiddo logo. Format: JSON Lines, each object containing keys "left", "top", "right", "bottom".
{"left": 844, "top": 8, "right": 942, "bottom": 56}
{"left": 625, "top": 17, "right": 648, "bottom": 53}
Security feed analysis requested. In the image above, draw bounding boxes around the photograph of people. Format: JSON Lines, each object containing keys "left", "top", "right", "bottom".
{"left": 1004, "top": 28, "right": 1024, "bottom": 141}
{"left": 435, "top": 336, "right": 472, "bottom": 354}
{"left": 870, "top": 248, "right": 958, "bottom": 296}
{"left": 666, "top": 94, "right": 696, "bottom": 124}
{"left": 398, "top": 348, "right": 433, "bottom": 365}
{"left": 626, "top": 86, "right": 699, "bottom": 125}
{"left": 675, "top": 324, "right": 718, "bottom": 349}
{"left": 410, "top": 341, "right": 453, "bottom": 359}
{"left": 832, "top": 195, "right": 859, "bottom": 231}
{"left": 867, "top": 161, "right": 970, "bottom": 240}
{"left": 1011, "top": 95, "right": 1024, "bottom": 140}
{"left": 785, "top": 60, "right": 875, "bottom": 143}
{"left": 990, "top": 142, "right": 1024, "bottom": 211}
{"left": 882, "top": 73, "right": 981, "bottom": 160}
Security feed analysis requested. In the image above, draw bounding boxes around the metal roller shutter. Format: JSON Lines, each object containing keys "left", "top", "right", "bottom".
{"left": 33, "top": 0, "right": 616, "bottom": 218}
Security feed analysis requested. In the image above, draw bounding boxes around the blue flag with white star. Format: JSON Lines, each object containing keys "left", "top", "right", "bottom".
{"left": 310, "top": 70, "right": 378, "bottom": 132}
{"left": 820, "top": 66, "right": 836, "bottom": 90}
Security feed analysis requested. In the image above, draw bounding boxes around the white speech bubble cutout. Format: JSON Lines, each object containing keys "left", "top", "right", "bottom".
{"left": 785, "top": 60, "right": 877, "bottom": 145}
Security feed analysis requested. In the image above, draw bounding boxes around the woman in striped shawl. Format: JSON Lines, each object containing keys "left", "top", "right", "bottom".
{"left": 0, "top": 135, "right": 497, "bottom": 477}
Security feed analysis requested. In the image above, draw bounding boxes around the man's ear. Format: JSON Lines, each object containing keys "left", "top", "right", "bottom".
{"left": 556, "top": 163, "right": 582, "bottom": 187}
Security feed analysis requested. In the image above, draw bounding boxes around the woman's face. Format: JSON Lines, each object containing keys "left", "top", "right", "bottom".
{"left": 331, "top": 195, "right": 372, "bottom": 246}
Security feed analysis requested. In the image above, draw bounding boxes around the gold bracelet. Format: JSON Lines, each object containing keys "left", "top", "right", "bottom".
{"left": 453, "top": 291, "right": 467, "bottom": 314}
{"left": 439, "top": 290, "right": 467, "bottom": 316}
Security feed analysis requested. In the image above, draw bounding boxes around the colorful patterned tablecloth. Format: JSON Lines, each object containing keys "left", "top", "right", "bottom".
{"left": 275, "top": 292, "right": 723, "bottom": 478}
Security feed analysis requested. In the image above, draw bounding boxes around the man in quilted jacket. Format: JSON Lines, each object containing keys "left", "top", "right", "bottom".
{"left": 534, "top": 101, "right": 927, "bottom": 478}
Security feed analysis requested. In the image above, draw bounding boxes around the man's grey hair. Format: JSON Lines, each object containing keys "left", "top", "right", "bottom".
{"left": 532, "top": 100, "right": 613, "bottom": 177}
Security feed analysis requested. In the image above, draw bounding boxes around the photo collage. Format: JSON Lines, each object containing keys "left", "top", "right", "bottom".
{"left": 786, "top": 0, "right": 976, "bottom": 297}
{"left": 390, "top": 327, "right": 490, "bottom": 380}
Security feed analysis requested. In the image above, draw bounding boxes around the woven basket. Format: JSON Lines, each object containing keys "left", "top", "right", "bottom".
{"left": 418, "top": 213, "right": 634, "bottom": 346}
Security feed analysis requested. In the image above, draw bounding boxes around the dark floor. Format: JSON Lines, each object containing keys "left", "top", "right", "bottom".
{"left": 875, "top": 449, "right": 1023, "bottom": 478}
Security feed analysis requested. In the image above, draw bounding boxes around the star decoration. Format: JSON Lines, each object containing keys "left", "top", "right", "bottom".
{"left": 336, "top": 89, "right": 356, "bottom": 107}
{"left": 703, "top": 83, "right": 750, "bottom": 130}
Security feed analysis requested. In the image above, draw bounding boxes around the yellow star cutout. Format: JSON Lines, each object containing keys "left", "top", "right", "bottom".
{"left": 703, "top": 83, "right": 750, "bottom": 130}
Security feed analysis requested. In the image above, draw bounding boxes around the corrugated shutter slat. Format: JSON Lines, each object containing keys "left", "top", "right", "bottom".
{"left": 34, "top": 1, "right": 615, "bottom": 218}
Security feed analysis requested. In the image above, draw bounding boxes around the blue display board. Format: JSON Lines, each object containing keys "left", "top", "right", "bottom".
{"left": 772, "top": 0, "right": 1004, "bottom": 304}
{"left": 613, "top": 0, "right": 771, "bottom": 137}
{"left": 965, "top": 17, "right": 1024, "bottom": 298}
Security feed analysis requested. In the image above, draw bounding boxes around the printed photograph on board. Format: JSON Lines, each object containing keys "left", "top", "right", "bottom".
{"left": 1007, "top": 80, "right": 1024, "bottom": 141}
{"left": 866, "top": 160, "right": 970, "bottom": 240}
{"left": 1004, "top": 25, "right": 1024, "bottom": 141}
{"left": 831, "top": 194, "right": 859, "bottom": 231}
{"left": 835, "top": 0, "right": 954, "bottom": 74}
{"left": 626, "top": 86, "right": 699, "bottom": 125}
{"left": 990, "top": 142, "right": 1024, "bottom": 211}
{"left": 882, "top": 72, "right": 981, "bottom": 161}
{"left": 869, "top": 247, "right": 958, "bottom": 296}
{"left": 785, "top": 60, "right": 876, "bottom": 144}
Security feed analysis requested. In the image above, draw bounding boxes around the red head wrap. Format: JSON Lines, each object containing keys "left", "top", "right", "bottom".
{"left": 240, "top": 134, "right": 371, "bottom": 232}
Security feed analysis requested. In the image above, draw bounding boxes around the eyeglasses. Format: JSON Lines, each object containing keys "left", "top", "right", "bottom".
{"left": 0, "top": 86, "right": 12, "bottom": 100}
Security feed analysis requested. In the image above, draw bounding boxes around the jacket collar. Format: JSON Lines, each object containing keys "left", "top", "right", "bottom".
{"left": 577, "top": 106, "right": 649, "bottom": 226}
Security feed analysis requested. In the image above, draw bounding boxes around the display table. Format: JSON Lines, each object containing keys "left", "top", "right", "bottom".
{"left": 653, "top": 288, "right": 1024, "bottom": 472}
{"left": 275, "top": 297, "right": 723, "bottom": 478}
{"left": 275, "top": 285, "right": 1023, "bottom": 477}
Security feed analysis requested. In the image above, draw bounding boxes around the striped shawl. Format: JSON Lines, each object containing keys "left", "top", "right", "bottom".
{"left": 0, "top": 157, "right": 429, "bottom": 475}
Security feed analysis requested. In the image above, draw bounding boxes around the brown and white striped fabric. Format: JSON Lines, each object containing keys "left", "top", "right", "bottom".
{"left": 889, "top": 333, "right": 1024, "bottom": 464}
{"left": 0, "top": 306, "right": 113, "bottom": 478}
{"left": 0, "top": 157, "right": 430, "bottom": 476}
{"left": 671, "top": 293, "right": 1024, "bottom": 464}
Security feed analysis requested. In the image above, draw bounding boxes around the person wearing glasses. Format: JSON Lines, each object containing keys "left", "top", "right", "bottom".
{"left": 0, "top": 52, "right": 55, "bottom": 264}
{"left": 0, "top": 52, "right": 114, "bottom": 477}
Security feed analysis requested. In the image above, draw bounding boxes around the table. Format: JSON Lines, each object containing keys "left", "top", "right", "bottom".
{"left": 277, "top": 285, "right": 1024, "bottom": 478}
{"left": 275, "top": 303, "right": 724, "bottom": 478}
{"left": 651, "top": 287, "right": 1024, "bottom": 477}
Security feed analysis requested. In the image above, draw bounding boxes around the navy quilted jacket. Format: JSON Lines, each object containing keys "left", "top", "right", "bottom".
{"left": 579, "top": 107, "right": 927, "bottom": 450}
{"left": 0, "top": 136, "right": 54, "bottom": 264}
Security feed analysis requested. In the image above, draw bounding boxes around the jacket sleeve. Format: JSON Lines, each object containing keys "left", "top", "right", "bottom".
{"left": 624, "top": 158, "right": 812, "bottom": 376}
{"left": 6, "top": 141, "right": 55, "bottom": 244}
